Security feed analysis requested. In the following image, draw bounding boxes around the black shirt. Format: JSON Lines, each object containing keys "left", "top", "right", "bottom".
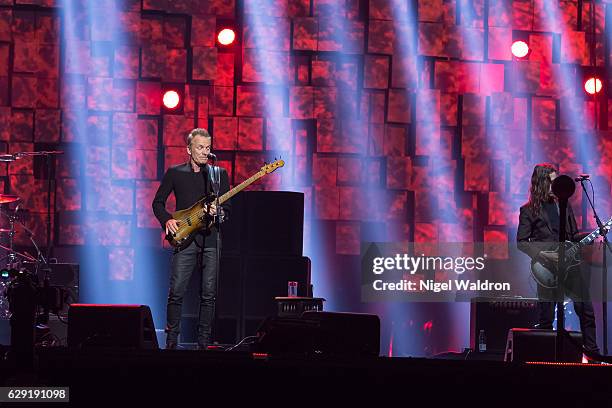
{"left": 152, "top": 162, "right": 231, "bottom": 247}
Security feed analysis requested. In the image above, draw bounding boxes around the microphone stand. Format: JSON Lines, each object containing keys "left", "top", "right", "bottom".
{"left": 556, "top": 197, "right": 568, "bottom": 361}
{"left": 209, "top": 159, "right": 222, "bottom": 346}
{"left": 578, "top": 179, "right": 612, "bottom": 355}
{"left": 551, "top": 175, "right": 576, "bottom": 361}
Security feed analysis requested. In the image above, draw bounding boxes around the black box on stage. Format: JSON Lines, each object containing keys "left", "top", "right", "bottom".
{"left": 470, "top": 297, "right": 538, "bottom": 352}
{"left": 243, "top": 256, "right": 311, "bottom": 317}
{"left": 255, "top": 311, "right": 380, "bottom": 357}
{"left": 68, "top": 304, "right": 158, "bottom": 350}
{"left": 222, "top": 191, "right": 304, "bottom": 257}
{"left": 504, "top": 328, "right": 583, "bottom": 363}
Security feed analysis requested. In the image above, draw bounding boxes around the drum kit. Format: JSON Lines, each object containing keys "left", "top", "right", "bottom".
{"left": 0, "top": 150, "right": 62, "bottom": 320}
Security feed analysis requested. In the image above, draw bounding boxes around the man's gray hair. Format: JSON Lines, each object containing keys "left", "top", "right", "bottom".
{"left": 187, "top": 128, "right": 211, "bottom": 146}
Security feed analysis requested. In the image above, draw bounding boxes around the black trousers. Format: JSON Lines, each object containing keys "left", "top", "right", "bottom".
{"left": 536, "top": 283, "right": 599, "bottom": 354}
{"left": 165, "top": 238, "right": 217, "bottom": 345}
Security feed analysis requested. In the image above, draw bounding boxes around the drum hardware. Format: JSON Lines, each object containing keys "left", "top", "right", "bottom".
{"left": 0, "top": 195, "right": 20, "bottom": 205}
{"left": 0, "top": 151, "right": 63, "bottom": 327}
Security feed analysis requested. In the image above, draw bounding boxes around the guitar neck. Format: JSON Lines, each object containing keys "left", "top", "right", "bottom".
{"left": 567, "top": 225, "right": 607, "bottom": 259}
{"left": 217, "top": 170, "right": 265, "bottom": 204}
{"left": 580, "top": 229, "right": 601, "bottom": 246}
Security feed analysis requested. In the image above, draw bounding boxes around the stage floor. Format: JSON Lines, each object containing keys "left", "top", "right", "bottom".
{"left": 2, "top": 347, "right": 612, "bottom": 406}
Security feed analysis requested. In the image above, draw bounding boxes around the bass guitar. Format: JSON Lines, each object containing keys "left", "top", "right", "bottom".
{"left": 166, "top": 159, "right": 285, "bottom": 249}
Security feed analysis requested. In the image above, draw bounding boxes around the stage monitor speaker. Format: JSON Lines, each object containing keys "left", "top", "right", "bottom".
{"left": 504, "top": 328, "right": 583, "bottom": 363}
{"left": 255, "top": 311, "right": 380, "bottom": 357}
{"left": 68, "top": 304, "right": 158, "bottom": 350}
{"left": 470, "top": 297, "right": 538, "bottom": 352}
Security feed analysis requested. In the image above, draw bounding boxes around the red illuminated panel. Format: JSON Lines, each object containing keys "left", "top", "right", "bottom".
{"left": 384, "top": 125, "right": 406, "bottom": 157}
{"left": 314, "top": 185, "right": 339, "bottom": 219}
{"left": 192, "top": 47, "right": 217, "bottom": 81}
{"left": 12, "top": 75, "right": 37, "bottom": 108}
{"left": 163, "top": 115, "right": 193, "bottom": 147}
{"left": 210, "top": 86, "right": 234, "bottom": 116}
{"left": 339, "top": 187, "right": 367, "bottom": 220}
{"left": 336, "top": 221, "right": 360, "bottom": 255}
{"left": 386, "top": 156, "right": 412, "bottom": 190}
{"left": 215, "top": 53, "right": 234, "bottom": 86}
{"left": 314, "top": 87, "right": 337, "bottom": 120}
{"left": 237, "top": 117, "right": 263, "bottom": 151}
{"left": 34, "top": 109, "right": 60, "bottom": 143}
{"left": 368, "top": 20, "right": 393, "bottom": 54}
{"left": 289, "top": 86, "right": 314, "bottom": 119}
{"left": 464, "top": 158, "right": 490, "bottom": 192}
{"left": 293, "top": 17, "right": 317, "bottom": 51}
{"left": 387, "top": 89, "right": 411, "bottom": 124}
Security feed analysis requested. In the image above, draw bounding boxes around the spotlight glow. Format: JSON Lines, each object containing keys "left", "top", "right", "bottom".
{"left": 162, "top": 90, "right": 180, "bottom": 109}
{"left": 584, "top": 77, "right": 602, "bottom": 95}
{"left": 217, "top": 28, "right": 236, "bottom": 46}
{"left": 511, "top": 40, "right": 530, "bottom": 59}
{"left": 511, "top": 40, "right": 529, "bottom": 58}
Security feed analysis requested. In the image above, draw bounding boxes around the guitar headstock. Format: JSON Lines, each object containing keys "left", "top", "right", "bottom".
{"left": 261, "top": 159, "right": 285, "bottom": 174}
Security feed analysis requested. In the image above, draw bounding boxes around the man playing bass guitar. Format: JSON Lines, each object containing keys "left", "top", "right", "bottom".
{"left": 152, "top": 128, "right": 231, "bottom": 350}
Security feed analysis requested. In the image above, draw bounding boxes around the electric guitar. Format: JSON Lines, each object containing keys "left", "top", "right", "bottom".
{"left": 165, "top": 159, "right": 285, "bottom": 249}
{"left": 531, "top": 216, "right": 612, "bottom": 288}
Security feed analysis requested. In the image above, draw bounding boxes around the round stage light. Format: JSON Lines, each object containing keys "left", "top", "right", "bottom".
{"left": 511, "top": 40, "right": 530, "bottom": 59}
{"left": 584, "top": 77, "right": 602, "bottom": 95}
{"left": 162, "top": 90, "right": 180, "bottom": 109}
{"left": 217, "top": 28, "right": 236, "bottom": 46}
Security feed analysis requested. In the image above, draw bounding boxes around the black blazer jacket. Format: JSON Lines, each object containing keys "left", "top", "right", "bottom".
{"left": 516, "top": 202, "right": 582, "bottom": 261}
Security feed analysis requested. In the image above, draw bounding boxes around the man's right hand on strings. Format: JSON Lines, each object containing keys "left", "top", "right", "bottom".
{"left": 538, "top": 250, "right": 558, "bottom": 265}
{"left": 166, "top": 219, "right": 180, "bottom": 235}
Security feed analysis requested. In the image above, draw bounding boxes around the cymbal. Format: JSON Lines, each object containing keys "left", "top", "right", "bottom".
{"left": 0, "top": 194, "right": 20, "bottom": 204}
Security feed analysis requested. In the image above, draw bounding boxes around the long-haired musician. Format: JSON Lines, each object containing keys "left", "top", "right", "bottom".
{"left": 517, "top": 163, "right": 599, "bottom": 358}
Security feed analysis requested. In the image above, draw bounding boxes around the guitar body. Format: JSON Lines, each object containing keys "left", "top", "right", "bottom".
{"left": 165, "top": 194, "right": 216, "bottom": 250}
{"left": 530, "top": 241, "right": 582, "bottom": 288}
{"left": 529, "top": 217, "right": 612, "bottom": 288}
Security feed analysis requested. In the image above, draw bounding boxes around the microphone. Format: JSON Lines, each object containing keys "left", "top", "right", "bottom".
{"left": 574, "top": 174, "right": 590, "bottom": 182}
{"left": 206, "top": 153, "right": 217, "bottom": 160}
